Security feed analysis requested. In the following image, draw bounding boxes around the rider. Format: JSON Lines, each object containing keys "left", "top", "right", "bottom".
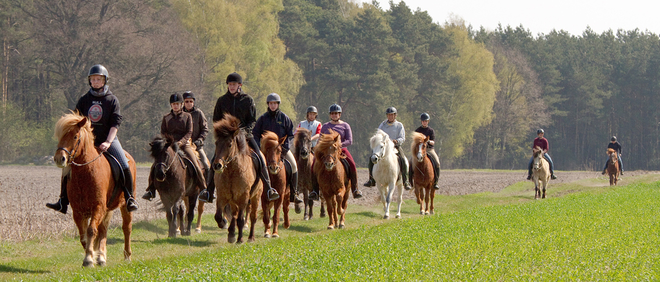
{"left": 182, "top": 91, "right": 210, "bottom": 172}
{"left": 198, "top": 72, "right": 280, "bottom": 203}
{"left": 411, "top": 112, "right": 440, "bottom": 190}
{"left": 602, "top": 136, "right": 623, "bottom": 175}
{"left": 363, "top": 107, "right": 412, "bottom": 190}
{"left": 297, "top": 106, "right": 322, "bottom": 148}
{"left": 47, "top": 64, "right": 139, "bottom": 214}
{"left": 252, "top": 93, "right": 303, "bottom": 204}
{"left": 142, "top": 93, "right": 208, "bottom": 201}
{"left": 526, "top": 129, "right": 558, "bottom": 180}
{"left": 308, "top": 104, "right": 363, "bottom": 201}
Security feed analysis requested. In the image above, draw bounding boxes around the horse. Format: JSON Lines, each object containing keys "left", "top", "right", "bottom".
{"left": 532, "top": 146, "right": 551, "bottom": 199}
{"left": 410, "top": 132, "right": 435, "bottom": 215}
{"left": 292, "top": 128, "right": 325, "bottom": 220}
{"left": 53, "top": 112, "right": 134, "bottom": 267}
{"left": 606, "top": 148, "right": 620, "bottom": 186}
{"left": 313, "top": 129, "right": 350, "bottom": 229}
{"left": 259, "top": 131, "right": 291, "bottom": 238}
{"left": 369, "top": 129, "right": 404, "bottom": 219}
{"left": 211, "top": 114, "right": 262, "bottom": 243}
{"left": 148, "top": 135, "right": 203, "bottom": 237}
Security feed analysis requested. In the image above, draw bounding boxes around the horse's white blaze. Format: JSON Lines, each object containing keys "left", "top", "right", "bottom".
{"left": 370, "top": 130, "right": 404, "bottom": 219}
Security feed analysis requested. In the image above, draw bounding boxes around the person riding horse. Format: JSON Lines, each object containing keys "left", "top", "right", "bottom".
{"left": 526, "top": 129, "right": 558, "bottom": 180}
{"left": 297, "top": 106, "right": 322, "bottom": 148}
{"left": 253, "top": 93, "right": 303, "bottom": 204}
{"left": 602, "top": 136, "right": 623, "bottom": 175}
{"left": 142, "top": 93, "right": 208, "bottom": 201}
{"left": 47, "top": 64, "right": 139, "bottom": 213}
{"left": 308, "top": 104, "right": 363, "bottom": 201}
{"left": 412, "top": 112, "right": 440, "bottom": 190}
{"left": 198, "top": 72, "right": 280, "bottom": 203}
{"left": 364, "top": 107, "right": 412, "bottom": 190}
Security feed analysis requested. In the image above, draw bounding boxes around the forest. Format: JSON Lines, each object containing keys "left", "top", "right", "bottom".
{"left": 1, "top": 0, "right": 659, "bottom": 171}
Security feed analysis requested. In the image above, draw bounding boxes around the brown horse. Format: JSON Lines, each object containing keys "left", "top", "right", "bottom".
{"left": 260, "top": 131, "right": 291, "bottom": 238}
{"left": 148, "top": 135, "right": 203, "bottom": 237}
{"left": 293, "top": 128, "right": 325, "bottom": 220}
{"left": 313, "top": 129, "right": 350, "bottom": 229}
{"left": 53, "top": 113, "right": 134, "bottom": 267}
{"left": 532, "top": 146, "right": 551, "bottom": 199}
{"left": 607, "top": 148, "right": 620, "bottom": 186}
{"left": 211, "top": 114, "right": 262, "bottom": 243}
{"left": 410, "top": 132, "right": 435, "bottom": 215}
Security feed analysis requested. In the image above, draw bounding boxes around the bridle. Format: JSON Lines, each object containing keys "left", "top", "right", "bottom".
{"left": 56, "top": 131, "right": 103, "bottom": 167}
{"left": 156, "top": 149, "right": 180, "bottom": 175}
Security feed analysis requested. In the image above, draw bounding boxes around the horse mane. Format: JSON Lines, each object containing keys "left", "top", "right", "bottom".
{"left": 315, "top": 129, "right": 342, "bottom": 158}
{"left": 261, "top": 131, "right": 279, "bottom": 150}
{"left": 410, "top": 132, "right": 426, "bottom": 153}
{"left": 149, "top": 135, "right": 178, "bottom": 158}
{"left": 533, "top": 146, "right": 544, "bottom": 157}
{"left": 54, "top": 111, "right": 95, "bottom": 149}
{"left": 607, "top": 148, "right": 616, "bottom": 155}
{"left": 213, "top": 114, "right": 248, "bottom": 153}
{"left": 370, "top": 129, "right": 392, "bottom": 151}
{"left": 293, "top": 128, "right": 311, "bottom": 153}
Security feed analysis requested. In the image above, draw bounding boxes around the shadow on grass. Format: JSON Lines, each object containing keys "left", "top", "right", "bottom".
{"left": 285, "top": 224, "right": 316, "bottom": 233}
{"left": 133, "top": 221, "right": 167, "bottom": 235}
{"left": 0, "top": 264, "right": 50, "bottom": 274}
{"left": 353, "top": 211, "right": 383, "bottom": 218}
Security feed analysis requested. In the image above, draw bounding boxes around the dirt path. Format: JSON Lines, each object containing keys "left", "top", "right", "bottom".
{"left": 0, "top": 165, "right": 653, "bottom": 242}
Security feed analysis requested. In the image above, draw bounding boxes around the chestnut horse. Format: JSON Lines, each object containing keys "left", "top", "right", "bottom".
{"left": 410, "top": 132, "right": 435, "bottom": 215}
{"left": 211, "top": 114, "right": 262, "bottom": 243}
{"left": 532, "top": 146, "right": 551, "bottom": 199}
{"left": 313, "top": 129, "right": 350, "bottom": 229}
{"left": 293, "top": 128, "right": 325, "bottom": 220}
{"left": 370, "top": 129, "right": 404, "bottom": 219}
{"left": 607, "top": 148, "right": 620, "bottom": 186}
{"left": 53, "top": 113, "right": 134, "bottom": 267}
{"left": 260, "top": 131, "right": 291, "bottom": 238}
{"left": 148, "top": 135, "right": 203, "bottom": 237}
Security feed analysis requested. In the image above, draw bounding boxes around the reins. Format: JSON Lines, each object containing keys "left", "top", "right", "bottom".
{"left": 56, "top": 132, "right": 104, "bottom": 167}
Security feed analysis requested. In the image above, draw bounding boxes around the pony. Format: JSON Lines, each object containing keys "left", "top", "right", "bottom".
{"left": 532, "top": 146, "right": 551, "bottom": 199}
{"left": 313, "top": 129, "right": 350, "bottom": 229}
{"left": 410, "top": 132, "right": 435, "bottom": 215}
{"left": 292, "top": 128, "right": 325, "bottom": 220}
{"left": 148, "top": 135, "right": 203, "bottom": 237}
{"left": 260, "top": 131, "right": 291, "bottom": 238}
{"left": 53, "top": 112, "right": 134, "bottom": 267}
{"left": 606, "top": 148, "right": 620, "bottom": 186}
{"left": 369, "top": 129, "right": 404, "bottom": 219}
{"left": 211, "top": 114, "right": 262, "bottom": 243}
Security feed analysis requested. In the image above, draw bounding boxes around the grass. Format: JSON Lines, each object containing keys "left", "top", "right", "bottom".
{"left": 2, "top": 174, "right": 660, "bottom": 281}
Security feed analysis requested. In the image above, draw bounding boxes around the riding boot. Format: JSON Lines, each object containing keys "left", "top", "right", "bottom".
{"left": 142, "top": 168, "right": 156, "bottom": 201}
{"left": 363, "top": 161, "right": 376, "bottom": 187}
{"left": 351, "top": 167, "right": 363, "bottom": 199}
{"left": 259, "top": 155, "right": 280, "bottom": 201}
{"left": 409, "top": 163, "right": 414, "bottom": 188}
{"left": 289, "top": 172, "right": 303, "bottom": 204}
{"left": 619, "top": 159, "right": 624, "bottom": 175}
{"left": 527, "top": 159, "right": 533, "bottom": 180}
{"left": 46, "top": 175, "right": 69, "bottom": 214}
{"left": 122, "top": 168, "right": 139, "bottom": 212}
{"left": 309, "top": 174, "right": 320, "bottom": 201}
{"left": 399, "top": 156, "right": 412, "bottom": 190}
{"left": 429, "top": 155, "right": 440, "bottom": 190}
{"left": 199, "top": 156, "right": 216, "bottom": 203}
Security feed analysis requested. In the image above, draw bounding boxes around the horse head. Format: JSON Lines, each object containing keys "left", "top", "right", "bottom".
{"left": 411, "top": 132, "right": 429, "bottom": 163}
{"left": 370, "top": 130, "right": 390, "bottom": 165}
{"left": 212, "top": 115, "right": 245, "bottom": 174}
{"left": 315, "top": 130, "right": 342, "bottom": 171}
{"left": 532, "top": 146, "right": 546, "bottom": 171}
{"left": 608, "top": 148, "right": 618, "bottom": 164}
{"left": 149, "top": 135, "right": 177, "bottom": 182}
{"left": 294, "top": 128, "right": 312, "bottom": 160}
{"left": 54, "top": 112, "right": 93, "bottom": 168}
{"left": 261, "top": 131, "right": 285, "bottom": 175}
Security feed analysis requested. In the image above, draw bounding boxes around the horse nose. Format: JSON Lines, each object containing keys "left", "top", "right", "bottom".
{"left": 213, "top": 162, "right": 223, "bottom": 172}
{"left": 370, "top": 155, "right": 378, "bottom": 164}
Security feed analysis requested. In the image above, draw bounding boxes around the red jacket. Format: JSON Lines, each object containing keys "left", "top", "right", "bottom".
{"left": 533, "top": 137, "right": 549, "bottom": 151}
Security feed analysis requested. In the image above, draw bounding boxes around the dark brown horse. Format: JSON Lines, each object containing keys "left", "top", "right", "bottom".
{"left": 313, "top": 129, "right": 350, "bottom": 229}
{"left": 53, "top": 113, "right": 134, "bottom": 267}
{"left": 260, "top": 131, "right": 290, "bottom": 238}
{"left": 607, "top": 148, "right": 620, "bottom": 186}
{"left": 148, "top": 135, "right": 203, "bottom": 237}
{"left": 211, "top": 114, "right": 262, "bottom": 243}
{"left": 411, "top": 132, "right": 435, "bottom": 215}
{"left": 293, "top": 128, "right": 325, "bottom": 220}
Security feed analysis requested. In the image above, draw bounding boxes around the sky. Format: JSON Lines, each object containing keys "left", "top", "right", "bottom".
{"left": 366, "top": 0, "right": 660, "bottom": 36}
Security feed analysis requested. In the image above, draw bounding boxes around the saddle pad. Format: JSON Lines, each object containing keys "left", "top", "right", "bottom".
{"left": 103, "top": 152, "right": 124, "bottom": 205}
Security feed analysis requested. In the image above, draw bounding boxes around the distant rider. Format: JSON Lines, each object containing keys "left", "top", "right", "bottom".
{"left": 526, "top": 129, "right": 557, "bottom": 180}
{"left": 601, "top": 136, "right": 623, "bottom": 175}
{"left": 412, "top": 112, "right": 440, "bottom": 190}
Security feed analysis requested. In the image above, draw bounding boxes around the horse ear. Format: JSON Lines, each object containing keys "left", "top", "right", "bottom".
{"left": 279, "top": 136, "right": 287, "bottom": 145}
{"left": 77, "top": 117, "right": 87, "bottom": 128}
{"left": 233, "top": 129, "right": 241, "bottom": 139}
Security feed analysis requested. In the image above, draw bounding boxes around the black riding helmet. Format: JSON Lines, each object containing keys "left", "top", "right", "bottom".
{"left": 611, "top": 136, "right": 617, "bottom": 142}
{"left": 266, "top": 93, "right": 281, "bottom": 103}
{"left": 170, "top": 93, "right": 183, "bottom": 104}
{"left": 88, "top": 64, "right": 109, "bottom": 87}
{"left": 386, "top": 107, "right": 397, "bottom": 114}
{"left": 182, "top": 91, "right": 195, "bottom": 100}
{"left": 306, "top": 106, "right": 318, "bottom": 114}
{"left": 420, "top": 112, "right": 430, "bottom": 121}
{"left": 537, "top": 129, "right": 544, "bottom": 135}
{"left": 329, "top": 104, "right": 342, "bottom": 113}
{"left": 226, "top": 72, "right": 242, "bottom": 84}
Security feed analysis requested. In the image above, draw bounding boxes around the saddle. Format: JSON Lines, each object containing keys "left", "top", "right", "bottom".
{"left": 339, "top": 158, "right": 352, "bottom": 184}
{"left": 104, "top": 152, "right": 125, "bottom": 207}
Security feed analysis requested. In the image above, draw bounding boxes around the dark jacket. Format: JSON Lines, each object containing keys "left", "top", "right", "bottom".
{"left": 253, "top": 109, "right": 294, "bottom": 154}
{"left": 414, "top": 126, "right": 436, "bottom": 149}
{"left": 608, "top": 142, "right": 622, "bottom": 155}
{"left": 184, "top": 106, "right": 208, "bottom": 145}
{"left": 161, "top": 110, "right": 193, "bottom": 146}
{"left": 75, "top": 89, "right": 122, "bottom": 146}
{"left": 213, "top": 91, "right": 257, "bottom": 138}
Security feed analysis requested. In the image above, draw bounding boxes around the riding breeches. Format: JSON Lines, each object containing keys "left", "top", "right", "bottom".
{"left": 197, "top": 146, "right": 210, "bottom": 171}
{"left": 285, "top": 150, "right": 298, "bottom": 174}
{"left": 105, "top": 137, "right": 130, "bottom": 170}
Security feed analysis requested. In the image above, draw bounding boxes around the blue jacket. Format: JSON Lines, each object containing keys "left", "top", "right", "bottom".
{"left": 253, "top": 109, "right": 294, "bottom": 154}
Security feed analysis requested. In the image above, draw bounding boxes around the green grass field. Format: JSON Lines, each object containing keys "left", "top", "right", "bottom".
{"left": 2, "top": 174, "right": 660, "bottom": 281}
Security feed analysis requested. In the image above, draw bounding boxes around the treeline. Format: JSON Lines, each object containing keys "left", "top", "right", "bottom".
{"left": 2, "top": 0, "right": 659, "bottom": 171}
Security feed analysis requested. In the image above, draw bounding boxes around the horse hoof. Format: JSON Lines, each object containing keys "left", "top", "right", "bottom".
{"left": 320, "top": 213, "right": 326, "bottom": 218}
{"left": 419, "top": 211, "right": 424, "bottom": 215}
{"left": 383, "top": 215, "right": 389, "bottom": 219}
{"left": 264, "top": 233, "right": 271, "bottom": 238}
{"left": 272, "top": 234, "right": 280, "bottom": 238}
{"left": 338, "top": 224, "right": 345, "bottom": 229}
{"left": 295, "top": 204, "right": 302, "bottom": 214}
{"left": 430, "top": 210, "right": 434, "bottom": 215}
{"left": 327, "top": 226, "right": 334, "bottom": 230}
{"left": 228, "top": 236, "right": 237, "bottom": 244}
{"left": 195, "top": 228, "right": 202, "bottom": 234}
{"left": 82, "top": 260, "right": 94, "bottom": 268}
{"left": 303, "top": 215, "right": 309, "bottom": 221}
{"left": 395, "top": 214, "right": 401, "bottom": 218}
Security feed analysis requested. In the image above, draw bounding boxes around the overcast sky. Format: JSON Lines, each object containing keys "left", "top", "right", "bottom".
{"left": 366, "top": 0, "right": 660, "bottom": 36}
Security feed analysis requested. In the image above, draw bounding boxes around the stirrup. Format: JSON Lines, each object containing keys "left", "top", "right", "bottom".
{"left": 404, "top": 182, "right": 412, "bottom": 191}
{"left": 433, "top": 184, "right": 440, "bottom": 190}
{"left": 141, "top": 190, "right": 155, "bottom": 201}
{"left": 308, "top": 191, "right": 320, "bottom": 201}
{"left": 126, "top": 197, "right": 139, "bottom": 212}
{"left": 198, "top": 189, "right": 214, "bottom": 203}
{"left": 363, "top": 178, "right": 375, "bottom": 187}
{"left": 267, "top": 188, "right": 280, "bottom": 201}
{"left": 352, "top": 189, "right": 363, "bottom": 199}
{"left": 551, "top": 174, "right": 557, "bottom": 180}
{"left": 46, "top": 199, "right": 67, "bottom": 214}
{"left": 292, "top": 193, "right": 303, "bottom": 204}
{"left": 526, "top": 175, "right": 532, "bottom": 180}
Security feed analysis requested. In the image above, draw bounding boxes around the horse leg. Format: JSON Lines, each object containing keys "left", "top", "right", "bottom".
{"left": 429, "top": 185, "right": 435, "bottom": 215}
{"left": 325, "top": 192, "right": 336, "bottom": 230}
{"left": 183, "top": 196, "right": 196, "bottom": 236}
{"left": 262, "top": 197, "right": 272, "bottom": 238}
{"left": 215, "top": 201, "right": 228, "bottom": 229}
{"left": 283, "top": 193, "right": 291, "bottom": 230}
{"left": 334, "top": 193, "right": 343, "bottom": 229}
{"left": 83, "top": 211, "right": 104, "bottom": 267}
{"left": 120, "top": 206, "right": 133, "bottom": 261}
{"left": 236, "top": 208, "right": 245, "bottom": 244}
{"left": 248, "top": 195, "right": 259, "bottom": 242}
{"left": 95, "top": 212, "right": 112, "bottom": 266}
{"left": 165, "top": 206, "right": 176, "bottom": 238}
{"left": 73, "top": 212, "right": 89, "bottom": 251}
{"left": 384, "top": 184, "right": 393, "bottom": 219}
{"left": 272, "top": 198, "right": 282, "bottom": 238}
{"left": 320, "top": 197, "right": 326, "bottom": 218}
{"left": 542, "top": 181, "right": 547, "bottom": 199}
{"left": 196, "top": 201, "right": 204, "bottom": 233}
{"left": 339, "top": 190, "right": 348, "bottom": 229}
{"left": 395, "top": 183, "right": 404, "bottom": 218}
{"left": 227, "top": 204, "right": 239, "bottom": 243}
{"left": 424, "top": 186, "right": 431, "bottom": 215}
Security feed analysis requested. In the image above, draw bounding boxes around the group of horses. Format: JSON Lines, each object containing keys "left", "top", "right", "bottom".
{"left": 52, "top": 112, "right": 621, "bottom": 267}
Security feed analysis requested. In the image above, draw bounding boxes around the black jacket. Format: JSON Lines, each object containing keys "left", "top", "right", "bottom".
{"left": 75, "top": 89, "right": 122, "bottom": 146}
{"left": 213, "top": 91, "right": 257, "bottom": 138}
{"left": 253, "top": 109, "right": 294, "bottom": 154}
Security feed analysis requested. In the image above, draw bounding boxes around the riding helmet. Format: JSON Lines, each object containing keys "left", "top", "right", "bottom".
{"left": 537, "top": 129, "right": 544, "bottom": 134}
{"left": 420, "top": 112, "right": 430, "bottom": 121}
{"left": 226, "top": 72, "right": 243, "bottom": 84}
{"left": 182, "top": 91, "right": 195, "bottom": 100}
{"left": 306, "top": 106, "right": 318, "bottom": 114}
{"left": 329, "top": 104, "right": 342, "bottom": 113}
{"left": 266, "top": 93, "right": 281, "bottom": 103}
{"left": 611, "top": 136, "right": 617, "bottom": 141}
{"left": 170, "top": 93, "right": 183, "bottom": 104}
{"left": 386, "top": 107, "right": 397, "bottom": 114}
{"left": 88, "top": 64, "right": 109, "bottom": 85}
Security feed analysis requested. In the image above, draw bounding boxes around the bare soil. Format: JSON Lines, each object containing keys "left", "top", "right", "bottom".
{"left": 0, "top": 165, "right": 653, "bottom": 242}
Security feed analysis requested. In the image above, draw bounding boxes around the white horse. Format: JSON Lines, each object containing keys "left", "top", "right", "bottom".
{"left": 369, "top": 129, "right": 404, "bottom": 219}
